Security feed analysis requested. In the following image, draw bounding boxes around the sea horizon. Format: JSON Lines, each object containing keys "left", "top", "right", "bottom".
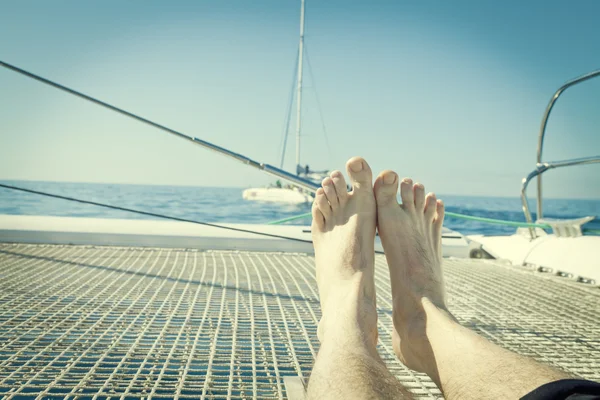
{"left": 2, "top": 180, "right": 599, "bottom": 237}
{"left": 2, "top": 178, "right": 599, "bottom": 202}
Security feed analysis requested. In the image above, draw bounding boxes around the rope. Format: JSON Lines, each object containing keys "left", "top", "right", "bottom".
{"left": 268, "top": 211, "right": 551, "bottom": 227}
{"left": 266, "top": 209, "right": 599, "bottom": 235}
{"left": 444, "top": 211, "right": 550, "bottom": 228}
{"left": 268, "top": 213, "right": 312, "bottom": 225}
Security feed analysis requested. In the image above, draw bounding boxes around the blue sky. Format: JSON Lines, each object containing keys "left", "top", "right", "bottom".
{"left": 1, "top": 0, "right": 599, "bottom": 198}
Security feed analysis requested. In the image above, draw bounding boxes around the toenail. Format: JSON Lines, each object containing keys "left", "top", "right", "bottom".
{"left": 402, "top": 178, "right": 412, "bottom": 184}
{"left": 322, "top": 178, "right": 332, "bottom": 186}
{"left": 414, "top": 183, "right": 424, "bottom": 189}
{"left": 331, "top": 170, "right": 342, "bottom": 178}
{"left": 383, "top": 172, "right": 397, "bottom": 185}
{"left": 349, "top": 160, "right": 363, "bottom": 172}
{"left": 316, "top": 188, "right": 324, "bottom": 194}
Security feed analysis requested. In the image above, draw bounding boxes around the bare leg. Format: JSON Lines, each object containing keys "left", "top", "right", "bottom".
{"left": 307, "top": 157, "right": 411, "bottom": 400}
{"left": 373, "top": 170, "right": 571, "bottom": 399}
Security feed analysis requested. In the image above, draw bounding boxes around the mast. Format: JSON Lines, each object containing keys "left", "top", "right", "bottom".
{"left": 295, "top": 0, "right": 305, "bottom": 174}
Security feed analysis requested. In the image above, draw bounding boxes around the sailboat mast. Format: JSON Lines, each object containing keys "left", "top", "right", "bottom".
{"left": 295, "top": 0, "right": 305, "bottom": 174}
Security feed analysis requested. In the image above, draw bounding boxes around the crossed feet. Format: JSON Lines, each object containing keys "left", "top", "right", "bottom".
{"left": 312, "top": 156, "right": 447, "bottom": 373}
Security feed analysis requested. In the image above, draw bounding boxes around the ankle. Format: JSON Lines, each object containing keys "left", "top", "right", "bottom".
{"left": 392, "top": 295, "right": 451, "bottom": 338}
{"left": 318, "top": 291, "right": 378, "bottom": 348}
{"left": 392, "top": 298, "right": 458, "bottom": 376}
{"left": 318, "top": 323, "right": 379, "bottom": 357}
{"left": 416, "top": 300, "right": 461, "bottom": 382}
{"left": 421, "top": 298, "right": 459, "bottom": 331}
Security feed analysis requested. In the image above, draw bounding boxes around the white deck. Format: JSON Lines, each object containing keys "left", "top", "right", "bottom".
{"left": 469, "top": 231, "right": 600, "bottom": 285}
{"left": 0, "top": 215, "right": 472, "bottom": 258}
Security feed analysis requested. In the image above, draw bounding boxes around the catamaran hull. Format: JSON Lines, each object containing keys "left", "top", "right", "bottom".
{"left": 242, "top": 187, "right": 313, "bottom": 204}
{"left": 469, "top": 232, "right": 599, "bottom": 285}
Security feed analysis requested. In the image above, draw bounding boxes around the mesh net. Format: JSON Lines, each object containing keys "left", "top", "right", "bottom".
{"left": 0, "top": 244, "right": 598, "bottom": 399}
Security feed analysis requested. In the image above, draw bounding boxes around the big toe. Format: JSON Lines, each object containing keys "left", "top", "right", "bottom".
{"left": 346, "top": 156, "right": 373, "bottom": 193}
{"left": 374, "top": 170, "right": 399, "bottom": 207}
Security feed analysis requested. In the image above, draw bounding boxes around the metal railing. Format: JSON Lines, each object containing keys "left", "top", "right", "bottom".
{"left": 521, "top": 70, "right": 600, "bottom": 238}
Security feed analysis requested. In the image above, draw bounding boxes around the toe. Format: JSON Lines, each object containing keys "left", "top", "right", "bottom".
{"left": 315, "top": 188, "right": 332, "bottom": 220}
{"left": 433, "top": 199, "right": 445, "bottom": 238}
{"left": 413, "top": 183, "right": 425, "bottom": 211}
{"left": 374, "top": 170, "right": 399, "bottom": 207}
{"left": 424, "top": 193, "right": 437, "bottom": 222}
{"left": 322, "top": 178, "right": 339, "bottom": 210}
{"left": 329, "top": 170, "right": 348, "bottom": 205}
{"left": 346, "top": 156, "right": 373, "bottom": 193}
{"left": 399, "top": 178, "right": 414, "bottom": 210}
{"left": 311, "top": 201, "right": 325, "bottom": 231}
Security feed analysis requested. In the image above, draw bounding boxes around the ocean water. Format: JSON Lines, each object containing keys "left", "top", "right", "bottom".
{"left": 1, "top": 180, "right": 599, "bottom": 236}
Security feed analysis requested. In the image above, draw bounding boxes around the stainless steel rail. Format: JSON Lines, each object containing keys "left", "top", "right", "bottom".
{"left": 521, "top": 70, "right": 600, "bottom": 238}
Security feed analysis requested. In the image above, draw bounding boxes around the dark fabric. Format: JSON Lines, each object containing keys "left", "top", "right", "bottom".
{"left": 521, "top": 379, "right": 600, "bottom": 400}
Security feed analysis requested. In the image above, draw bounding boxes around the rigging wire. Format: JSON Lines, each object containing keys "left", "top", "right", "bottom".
{"left": 0, "top": 183, "right": 312, "bottom": 245}
{"left": 0, "top": 60, "right": 320, "bottom": 193}
{"left": 0, "top": 183, "right": 387, "bottom": 254}
{"left": 304, "top": 44, "right": 334, "bottom": 162}
{"left": 278, "top": 50, "right": 299, "bottom": 169}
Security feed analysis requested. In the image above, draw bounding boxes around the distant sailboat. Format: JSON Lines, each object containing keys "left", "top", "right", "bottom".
{"left": 243, "top": 0, "right": 329, "bottom": 204}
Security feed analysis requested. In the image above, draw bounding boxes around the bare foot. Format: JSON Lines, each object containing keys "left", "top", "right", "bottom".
{"left": 373, "top": 170, "right": 446, "bottom": 372}
{"left": 312, "top": 157, "right": 377, "bottom": 346}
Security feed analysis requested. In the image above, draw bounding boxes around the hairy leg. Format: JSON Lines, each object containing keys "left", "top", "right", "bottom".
{"left": 374, "top": 170, "right": 571, "bottom": 399}
{"left": 307, "top": 157, "right": 411, "bottom": 400}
